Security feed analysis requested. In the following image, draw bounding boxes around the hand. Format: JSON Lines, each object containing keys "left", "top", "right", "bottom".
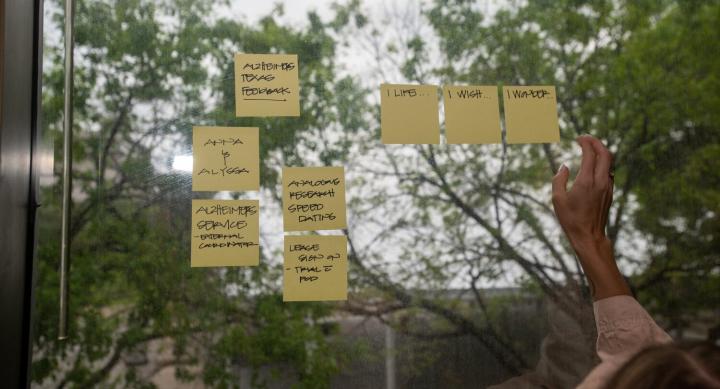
{"left": 552, "top": 135, "right": 630, "bottom": 300}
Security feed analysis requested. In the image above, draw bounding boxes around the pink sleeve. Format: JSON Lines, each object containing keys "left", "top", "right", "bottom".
{"left": 576, "top": 295, "right": 672, "bottom": 389}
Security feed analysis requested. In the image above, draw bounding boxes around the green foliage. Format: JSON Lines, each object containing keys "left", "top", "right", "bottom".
{"left": 32, "top": 0, "right": 720, "bottom": 386}
{"left": 33, "top": 0, "right": 359, "bottom": 387}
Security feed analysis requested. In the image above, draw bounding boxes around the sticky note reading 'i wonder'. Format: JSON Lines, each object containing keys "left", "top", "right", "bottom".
{"left": 443, "top": 85, "right": 502, "bottom": 144}
{"left": 381, "top": 84, "right": 440, "bottom": 144}
{"left": 502, "top": 85, "right": 560, "bottom": 144}
{"left": 235, "top": 53, "right": 300, "bottom": 117}
{"left": 284, "top": 235, "right": 348, "bottom": 302}
{"left": 282, "top": 166, "right": 347, "bottom": 231}
{"left": 191, "top": 199, "right": 259, "bottom": 267}
{"left": 192, "top": 126, "right": 259, "bottom": 191}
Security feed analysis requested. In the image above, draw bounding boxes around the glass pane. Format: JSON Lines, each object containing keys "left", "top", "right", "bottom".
{"left": 31, "top": 1, "right": 720, "bottom": 388}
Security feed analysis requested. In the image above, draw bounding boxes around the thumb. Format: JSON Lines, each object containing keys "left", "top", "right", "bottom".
{"left": 552, "top": 164, "right": 569, "bottom": 202}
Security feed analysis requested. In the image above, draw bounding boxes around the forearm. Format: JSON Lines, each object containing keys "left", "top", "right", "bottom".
{"left": 570, "top": 236, "right": 631, "bottom": 301}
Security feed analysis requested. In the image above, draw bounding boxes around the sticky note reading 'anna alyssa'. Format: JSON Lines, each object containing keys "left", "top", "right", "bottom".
{"left": 235, "top": 53, "right": 300, "bottom": 117}
{"left": 284, "top": 235, "right": 348, "bottom": 302}
{"left": 502, "top": 86, "right": 560, "bottom": 144}
{"left": 381, "top": 84, "right": 440, "bottom": 144}
{"left": 191, "top": 199, "right": 259, "bottom": 267}
{"left": 282, "top": 166, "right": 346, "bottom": 231}
{"left": 192, "top": 126, "right": 259, "bottom": 191}
{"left": 443, "top": 85, "right": 502, "bottom": 144}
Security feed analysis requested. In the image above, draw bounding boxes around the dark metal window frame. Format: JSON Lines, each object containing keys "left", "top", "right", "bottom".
{"left": 0, "top": 0, "right": 44, "bottom": 387}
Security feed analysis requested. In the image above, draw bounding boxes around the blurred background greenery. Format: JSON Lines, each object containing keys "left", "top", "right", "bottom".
{"left": 31, "top": 0, "right": 719, "bottom": 387}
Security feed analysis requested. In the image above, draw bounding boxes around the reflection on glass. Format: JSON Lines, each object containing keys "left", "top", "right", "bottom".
{"left": 30, "top": 0, "right": 720, "bottom": 388}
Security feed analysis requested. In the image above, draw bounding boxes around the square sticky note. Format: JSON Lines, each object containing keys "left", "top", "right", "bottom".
{"left": 192, "top": 126, "right": 259, "bottom": 191}
{"left": 284, "top": 235, "right": 348, "bottom": 301}
{"left": 282, "top": 166, "right": 346, "bottom": 231}
{"left": 502, "top": 85, "right": 560, "bottom": 144}
{"left": 443, "top": 85, "right": 502, "bottom": 144}
{"left": 191, "top": 199, "right": 259, "bottom": 267}
{"left": 235, "top": 53, "right": 300, "bottom": 117}
{"left": 381, "top": 84, "right": 440, "bottom": 144}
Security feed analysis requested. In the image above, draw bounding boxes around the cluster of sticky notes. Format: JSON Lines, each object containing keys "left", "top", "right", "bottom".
{"left": 191, "top": 199, "right": 260, "bottom": 267}
{"left": 380, "top": 84, "right": 559, "bottom": 145}
{"left": 234, "top": 53, "right": 300, "bottom": 117}
{"left": 283, "top": 235, "right": 348, "bottom": 301}
{"left": 281, "top": 166, "right": 348, "bottom": 302}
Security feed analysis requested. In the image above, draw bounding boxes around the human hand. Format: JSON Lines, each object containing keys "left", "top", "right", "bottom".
{"left": 551, "top": 135, "right": 630, "bottom": 300}
{"left": 552, "top": 135, "right": 613, "bottom": 247}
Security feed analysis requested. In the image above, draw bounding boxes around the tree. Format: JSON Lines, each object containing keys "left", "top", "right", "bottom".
{"left": 33, "top": 1, "right": 364, "bottom": 387}
{"left": 331, "top": 0, "right": 720, "bottom": 380}
{"left": 32, "top": 0, "right": 720, "bottom": 387}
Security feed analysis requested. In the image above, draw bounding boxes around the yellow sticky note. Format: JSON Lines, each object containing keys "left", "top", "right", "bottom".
{"left": 191, "top": 199, "right": 259, "bottom": 267}
{"left": 443, "top": 85, "right": 502, "bottom": 144}
{"left": 282, "top": 166, "right": 346, "bottom": 231}
{"left": 381, "top": 84, "right": 440, "bottom": 144}
{"left": 192, "top": 126, "right": 259, "bottom": 191}
{"left": 283, "top": 235, "right": 348, "bottom": 301}
{"left": 502, "top": 85, "right": 560, "bottom": 144}
{"left": 234, "top": 53, "right": 300, "bottom": 117}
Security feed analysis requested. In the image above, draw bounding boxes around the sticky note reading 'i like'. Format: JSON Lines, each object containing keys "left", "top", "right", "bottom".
{"left": 192, "top": 127, "right": 259, "bottom": 191}
{"left": 191, "top": 199, "right": 259, "bottom": 267}
{"left": 284, "top": 235, "right": 348, "bottom": 302}
{"left": 381, "top": 84, "right": 440, "bottom": 144}
{"left": 443, "top": 85, "right": 502, "bottom": 144}
{"left": 282, "top": 166, "right": 346, "bottom": 232}
{"left": 502, "top": 85, "right": 560, "bottom": 144}
{"left": 235, "top": 53, "right": 300, "bottom": 117}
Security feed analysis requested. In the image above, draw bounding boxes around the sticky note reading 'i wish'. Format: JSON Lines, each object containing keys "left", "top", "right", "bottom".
{"left": 284, "top": 235, "right": 348, "bottom": 301}
{"left": 502, "top": 86, "right": 560, "bottom": 144}
{"left": 381, "top": 84, "right": 440, "bottom": 144}
{"left": 235, "top": 53, "right": 300, "bottom": 117}
{"left": 192, "top": 127, "right": 259, "bottom": 191}
{"left": 282, "top": 166, "right": 346, "bottom": 231}
{"left": 443, "top": 85, "right": 502, "bottom": 144}
{"left": 191, "top": 199, "right": 259, "bottom": 267}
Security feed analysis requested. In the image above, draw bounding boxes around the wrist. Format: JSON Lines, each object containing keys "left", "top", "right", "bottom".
{"left": 569, "top": 234, "right": 612, "bottom": 258}
{"left": 568, "top": 235, "right": 631, "bottom": 300}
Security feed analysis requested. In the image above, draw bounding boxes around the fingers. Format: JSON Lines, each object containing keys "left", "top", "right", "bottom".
{"left": 552, "top": 164, "right": 569, "bottom": 206}
{"left": 589, "top": 137, "right": 613, "bottom": 187}
{"left": 576, "top": 136, "right": 596, "bottom": 186}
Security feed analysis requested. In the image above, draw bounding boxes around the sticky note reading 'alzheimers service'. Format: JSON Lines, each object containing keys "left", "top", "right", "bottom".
{"left": 443, "top": 85, "right": 502, "bottom": 144}
{"left": 502, "top": 86, "right": 560, "bottom": 144}
{"left": 192, "top": 127, "right": 259, "bottom": 191}
{"left": 284, "top": 235, "right": 348, "bottom": 301}
{"left": 282, "top": 166, "right": 346, "bottom": 231}
{"left": 191, "top": 199, "right": 259, "bottom": 267}
{"left": 234, "top": 53, "right": 300, "bottom": 117}
{"left": 381, "top": 84, "right": 440, "bottom": 144}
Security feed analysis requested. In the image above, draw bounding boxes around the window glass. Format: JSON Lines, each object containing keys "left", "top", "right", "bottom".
{"left": 31, "top": 1, "right": 720, "bottom": 388}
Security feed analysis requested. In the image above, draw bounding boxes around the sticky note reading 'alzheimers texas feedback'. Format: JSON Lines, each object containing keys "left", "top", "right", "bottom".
{"left": 284, "top": 235, "right": 348, "bottom": 301}
{"left": 192, "top": 127, "right": 259, "bottom": 191}
{"left": 381, "top": 84, "right": 440, "bottom": 144}
{"left": 443, "top": 85, "right": 502, "bottom": 144}
{"left": 235, "top": 53, "right": 300, "bottom": 117}
{"left": 502, "top": 86, "right": 560, "bottom": 144}
{"left": 282, "top": 166, "right": 346, "bottom": 231}
{"left": 191, "top": 199, "right": 259, "bottom": 267}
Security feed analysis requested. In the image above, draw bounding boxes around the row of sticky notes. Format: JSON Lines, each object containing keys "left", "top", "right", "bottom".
{"left": 381, "top": 84, "right": 560, "bottom": 144}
